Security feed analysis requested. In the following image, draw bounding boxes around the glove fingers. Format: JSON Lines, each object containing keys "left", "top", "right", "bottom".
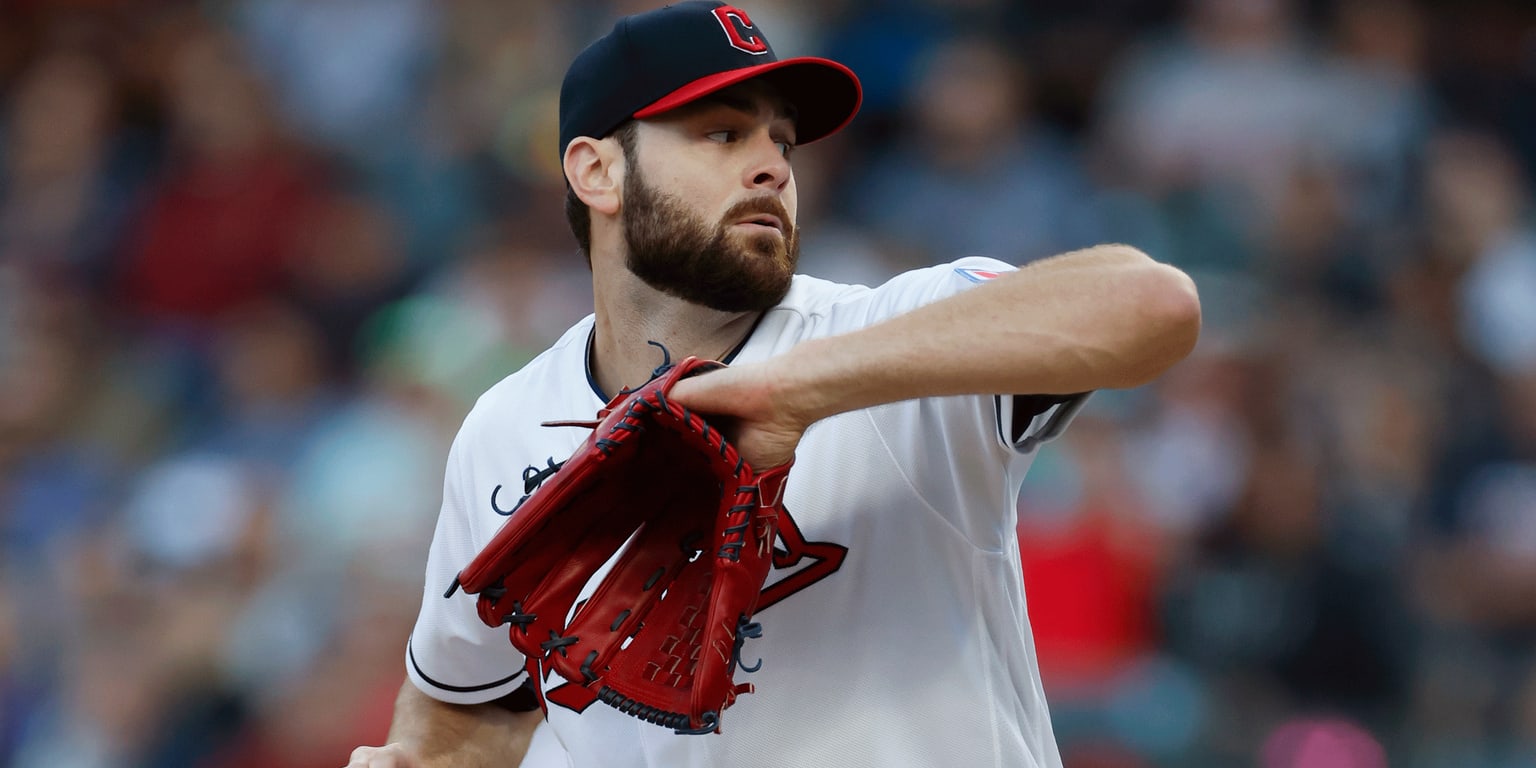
{"left": 465, "top": 434, "right": 663, "bottom": 651}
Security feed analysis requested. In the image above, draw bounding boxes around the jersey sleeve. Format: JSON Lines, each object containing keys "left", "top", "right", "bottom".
{"left": 796, "top": 256, "right": 1092, "bottom": 547}
{"left": 994, "top": 391, "right": 1091, "bottom": 455}
{"left": 821, "top": 255, "right": 1092, "bottom": 456}
{"left": 405, "top": 419, "right": 529, "bottom": 705}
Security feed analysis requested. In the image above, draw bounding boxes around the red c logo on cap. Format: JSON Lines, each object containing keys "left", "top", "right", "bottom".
{"left": 713, "top": 5, "right": 769, "bottom": 55}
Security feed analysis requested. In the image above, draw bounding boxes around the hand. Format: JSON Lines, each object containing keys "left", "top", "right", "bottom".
{"left": 668, "top": 361, "right": 811, "bottom": 470}
{"left": 344, "top": 744, "right": 421, "bottom": 768}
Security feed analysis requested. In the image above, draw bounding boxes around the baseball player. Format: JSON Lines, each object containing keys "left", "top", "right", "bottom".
{"left": 345, "top": 2, "right": 1201, "bottom": 767}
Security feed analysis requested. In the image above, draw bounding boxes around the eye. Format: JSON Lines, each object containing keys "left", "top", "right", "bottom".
{"left": 706, "top": 130, "right": 736, "bottom": 144}
{"left": 775, "top": 141, "right": 795, "bottom": 158}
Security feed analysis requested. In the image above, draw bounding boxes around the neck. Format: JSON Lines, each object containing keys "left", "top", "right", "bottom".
{"left": 590, "top": 264, "right": 762, "bottom": 398}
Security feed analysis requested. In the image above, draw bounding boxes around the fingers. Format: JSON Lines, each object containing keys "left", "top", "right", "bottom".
{"left": 345, "top": 744, "right": 416, "bottom": 768}
{"left": 670, "top": 364, "right": 766, "bottom": 418}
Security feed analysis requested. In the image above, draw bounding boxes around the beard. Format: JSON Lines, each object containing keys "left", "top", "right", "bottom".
{"left": 621, "top": 163, "right": 799, "bottom": 313}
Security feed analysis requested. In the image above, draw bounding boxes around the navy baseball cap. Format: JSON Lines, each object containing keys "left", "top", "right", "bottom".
{"left": 558, "top": 1, "right": 862, "bottom": 162}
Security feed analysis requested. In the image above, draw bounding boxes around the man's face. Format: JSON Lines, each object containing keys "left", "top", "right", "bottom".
{"left": 620, "top": 84, "right": 800, "bottom": 313}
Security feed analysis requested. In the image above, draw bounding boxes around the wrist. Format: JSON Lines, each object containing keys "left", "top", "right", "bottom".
{"left": 776, "top": 337, "right": 858, "bottom": 427}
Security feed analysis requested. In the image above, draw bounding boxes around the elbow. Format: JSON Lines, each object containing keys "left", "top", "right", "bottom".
{"left": 1116, "top": 263, "right": 1202, "bottom": 388}
{"left": 1153, "top": 264, "right": 1203, "bottom": 349}
{"left": 1106, "top": 243, "right": 1159, "bottom": 264}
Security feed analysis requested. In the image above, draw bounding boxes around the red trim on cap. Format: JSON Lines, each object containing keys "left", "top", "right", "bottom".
{"left": 631, "top": 56, "right": 861, "bottom": 142}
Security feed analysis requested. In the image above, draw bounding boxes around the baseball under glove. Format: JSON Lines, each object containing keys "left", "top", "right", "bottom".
{"left": 449, "top": 354, "right": 790, "bottom": 735}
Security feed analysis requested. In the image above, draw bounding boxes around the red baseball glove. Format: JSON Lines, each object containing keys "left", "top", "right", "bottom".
{"left": 450, "top": 355, "right": 789, "bottom": 734}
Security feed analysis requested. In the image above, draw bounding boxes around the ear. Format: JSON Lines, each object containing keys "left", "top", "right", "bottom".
{"left": 563, "top": 136, "right": 624, "bottom": 217}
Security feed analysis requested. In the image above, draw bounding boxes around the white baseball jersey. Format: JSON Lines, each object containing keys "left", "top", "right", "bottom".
{"left": 406, "top": 256, "right": 1087, "bottom": 768}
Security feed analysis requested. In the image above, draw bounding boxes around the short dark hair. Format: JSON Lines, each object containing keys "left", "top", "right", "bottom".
{"left": 564, "top": 121, "right": 640, "bottom": 265}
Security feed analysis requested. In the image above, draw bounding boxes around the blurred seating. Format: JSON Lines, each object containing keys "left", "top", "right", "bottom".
{"left": 1, "top": 1, "right": 1534, "bottom": 765}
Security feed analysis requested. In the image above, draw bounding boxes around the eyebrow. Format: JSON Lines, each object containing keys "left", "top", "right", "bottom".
{"left": 696, "top": 91, "right": 799, "bottom": 128}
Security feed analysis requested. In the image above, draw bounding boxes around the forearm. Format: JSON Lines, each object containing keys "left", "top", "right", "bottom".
{"left": 785, "top": 245, "right": 1200, "bottom": 422}
{"left": 387, "top": 682, "right": 540, "bottom": 767}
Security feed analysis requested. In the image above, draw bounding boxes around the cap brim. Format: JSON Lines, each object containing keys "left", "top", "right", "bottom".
{"left": 631, "top": 57, "right": 861, "bottom": 145}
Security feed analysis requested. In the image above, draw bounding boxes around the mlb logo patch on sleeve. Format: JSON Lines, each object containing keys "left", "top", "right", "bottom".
{"left": 955, "top": 266, "right": 1013, "bottom": 283}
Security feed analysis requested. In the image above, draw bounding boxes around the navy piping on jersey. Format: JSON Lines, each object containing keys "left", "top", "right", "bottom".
{"left": 583, "top": 314, "right": 766, "bottom": 401}
{"left": 408, "top": 635, "right": 525, "bottom": 693}
{"left": 995, "top": 392, "right": 1092, "bottom": 451}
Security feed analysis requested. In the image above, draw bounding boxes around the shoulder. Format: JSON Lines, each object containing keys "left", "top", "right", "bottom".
{"left": 778, "top": 256, "right": 1016, "bottom": 318}
{"left": 736, "top": 257, "right": 1017, "bottom": 353}
{"left": 459, "top": 315, "right": 595, "bottom": 440}
{"left": 769, "top": 273, "right": 871, "bottom": 320}
{"left": 783, "top": 256, "right": 1018, "bottom": 322}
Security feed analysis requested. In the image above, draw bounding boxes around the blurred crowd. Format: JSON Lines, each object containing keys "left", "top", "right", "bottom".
{"left": 0, "top": 0, "right": 1534, "bottom": 766}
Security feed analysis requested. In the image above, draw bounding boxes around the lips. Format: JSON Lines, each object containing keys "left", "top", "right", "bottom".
{"left": 724, "top": 196, "right": 792, "bottom": 239}
{"left": 737, "top": 214, "right": 783, "bottom": 232}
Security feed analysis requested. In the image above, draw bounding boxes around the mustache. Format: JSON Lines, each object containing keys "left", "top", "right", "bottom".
{"left": 722, "top": 197, "right": 792, "bottom": 233}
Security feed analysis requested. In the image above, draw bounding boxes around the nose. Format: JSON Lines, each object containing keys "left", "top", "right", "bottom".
{"left": 744, "top": 131, "right": 790, "bottom": 191}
